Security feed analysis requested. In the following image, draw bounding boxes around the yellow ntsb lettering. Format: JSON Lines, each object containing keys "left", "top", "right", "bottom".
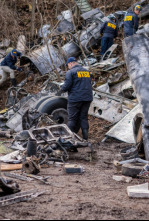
{"left": 107, "top": 23, "right": 116, "bottom": 29}
{"left": 77, "top": 72, "right": 90, "bottom": 78}
{"left": 124, "top": 16, "right": 133, "bottom": 22}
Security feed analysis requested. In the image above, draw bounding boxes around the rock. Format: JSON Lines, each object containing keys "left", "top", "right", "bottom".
{"left": 113, "top": 175, "right": 132, "bottom": 183}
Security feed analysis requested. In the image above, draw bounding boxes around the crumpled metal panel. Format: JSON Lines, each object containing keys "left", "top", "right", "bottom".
{"left": 6, "top": 97, "right": 37, "bottom": 132}
{"left": 62, "top": 42, "right": 81, "bottom": 58}
{"left": 20, "top": 44, "right": 65, "bottom": 75}
{"left": 123, "top": 34, "right": 149, "bottom": 126}
{"left": 140, "top": 4, "right": 149, "bottom": 18}
{"left": 89, "top": 90, "right": 135, "bottom": 123}
{"left": 123, "top": 34, "right": 149, "bottom": 159}
{"left": 106, "top": 105, "right": 141, "bottom": 144}
{"left": 62, "top": 21, "right": 104, "bottom": 57}
{"left": 81, "top": 8, "right": 104, "bottom": 21}
{"left": 79, "top": 22, "right": 103, "bottom": 54}
{"left": 54, "top": 20, "right": 74, "bottom": 35}
{"left": 89, "top": 96, "right": 130, "bottom": 123}
{"left": 137, "top": 23, "right": 149, "bottom": 35}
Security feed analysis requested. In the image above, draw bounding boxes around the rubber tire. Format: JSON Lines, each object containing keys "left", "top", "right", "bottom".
{"left": 52, "top": 108, "right": 68, "bottom": 124}
{"left": 122, "top": 163, "right": 146, "bottom": 178}
{"left": 34, "top": 96, "right": 54, "bottom": 110}
{"left": 38, "top": 97, "right": 68, "bottom": 123}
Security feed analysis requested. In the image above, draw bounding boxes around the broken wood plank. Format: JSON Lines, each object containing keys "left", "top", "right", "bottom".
{"left": 0, "top": 164, "right": 22, "bottom": 171}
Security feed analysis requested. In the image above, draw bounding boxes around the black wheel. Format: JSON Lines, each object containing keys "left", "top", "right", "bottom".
{"left": 52, "top": 108, "right": 68, "bottom": 124}
{"left": 34, "top": 96, "right": 54, "bottom": 110}
{"left": 38, "top": 96, "right": 68, "bottom": 124}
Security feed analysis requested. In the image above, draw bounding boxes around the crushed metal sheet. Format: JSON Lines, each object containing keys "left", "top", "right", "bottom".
{"left": 0, "top": 150, "right": 22, "bottom": 164}
{"left": 20, "top": 44, "right": 65, "bottom": 75}
{"left": 89, "top": 89, "right": 137, "bottom": 123}
{"left": 106, "top": 104, "right": 142, "bottom": 144}
{"left": 81, "top": 8, "right": 104, "bottom": 22}
{"left": 123, "top": 33, "right": 149, "bottom": 160}
{"left": 89, "top": 97, "right": 130, "bottom": 123}
{"left": 91, "top": 58, "right": 119, "bottom": 69}
{"left": 6, "top": 97, "right": 37, "bottom": 132}
{"left": 139, "top": 3, "right": 149, "bottom": 18}
{"left": 17, "top": 35, "right": 26, "bottom": 55}
{"left": 101, "top": 44, "right": 119, "bottom": 61}
{"left": 0, "top": 189, "right": 46, "bottom": 207}
{"left": 137, "top": 23, "right": 149, "bottom": 35}
{"left": 103, "top": 61, "right": 125, "bottom": 72}
{"left": 110, "top": 79, "right": 135, "bottom": 99}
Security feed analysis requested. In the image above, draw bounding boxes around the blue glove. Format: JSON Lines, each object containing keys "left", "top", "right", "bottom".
{"left": 17, "top": 67, "right": 22, "bottom": 72}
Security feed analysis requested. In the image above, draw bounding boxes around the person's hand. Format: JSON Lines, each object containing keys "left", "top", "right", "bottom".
{"left": 17, "top": 67, "right": 22, "bottom": 72}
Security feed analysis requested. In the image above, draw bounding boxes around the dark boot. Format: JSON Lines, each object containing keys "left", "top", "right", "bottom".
{"left": 11, "top": 78, "right": 17, "bottom": 87}
{"left": 82, "top": 129, "right": 89, "bottom": 140}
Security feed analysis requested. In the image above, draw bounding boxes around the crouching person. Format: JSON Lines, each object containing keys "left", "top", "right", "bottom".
{"left": 61, "top": 57, "right": 93, "bottom": 140}
{"left": 0, "top": 49, "right": 22, "bottom": 87}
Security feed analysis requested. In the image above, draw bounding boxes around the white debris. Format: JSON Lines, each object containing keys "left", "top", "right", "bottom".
{"left": 113, "top": 175, "right": 132, "bottom": 183}
{"left": 127, "top": 183, "right": 149, "bottom": 198}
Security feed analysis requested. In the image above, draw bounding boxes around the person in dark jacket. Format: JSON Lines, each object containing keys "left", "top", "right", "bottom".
{"left": 61, "top": 57, "right": 93, "bottom": 140}
{"left": 0, "top": 49, "right": 22, "bottom": 87}
{"left": 124, "top": 5, "right": 142, "bottom": 37}
{"left": 100, "top": 14, "right": 118, "bottom": 56}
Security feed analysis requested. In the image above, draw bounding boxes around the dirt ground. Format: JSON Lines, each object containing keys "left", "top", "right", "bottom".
{"left": 0, "top": 117, "right": 149, "bottom": 220}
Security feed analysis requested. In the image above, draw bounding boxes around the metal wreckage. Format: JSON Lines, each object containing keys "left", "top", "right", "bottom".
{"left": 0, "top": 0, "right": 149, "bottom": 205}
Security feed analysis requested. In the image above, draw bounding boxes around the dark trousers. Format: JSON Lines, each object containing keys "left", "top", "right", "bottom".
{"left": 68, "top": 101, "right": 91, "bottom": 133}
{"left": 101, "top": 37, "right": 114, "bottom": 55}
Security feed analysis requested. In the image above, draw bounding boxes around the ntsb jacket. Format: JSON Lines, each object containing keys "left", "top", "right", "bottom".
{"left": 124, "top": 11, "right": 139, "bottom": 36}
{"left": 1, "top": 51, "right": 22, "bottom": 70}
{"left": 100, "top": 21, "right": 118, "bottom": 39}
{"left": 61, "top": 65, "right": 93, "bottom": 103}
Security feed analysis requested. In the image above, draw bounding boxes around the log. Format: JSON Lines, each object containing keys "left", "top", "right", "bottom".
{"left": 0, "top": 164, "right": 22, "bottom": 171}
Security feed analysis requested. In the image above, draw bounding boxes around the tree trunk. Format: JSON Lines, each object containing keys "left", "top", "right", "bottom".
{"left": 31, "top": 0, "right": 36, "bottom": 38}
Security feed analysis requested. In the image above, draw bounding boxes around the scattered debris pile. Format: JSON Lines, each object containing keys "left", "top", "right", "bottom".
{"left": 0, "top": 0, "right": 149, "bottom": 210}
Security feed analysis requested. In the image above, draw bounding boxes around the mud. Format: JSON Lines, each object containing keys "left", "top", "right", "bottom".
{"left": 0, "top": 142, "right": 148, "bottom": 220}
{"left": 0, "top": 0, "right": 148, "bottom": 219}
{"left": 0, "top": 118, "right": 148, "bottom": 220}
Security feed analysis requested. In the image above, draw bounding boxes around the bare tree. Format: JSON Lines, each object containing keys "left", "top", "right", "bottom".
{"left": 31, "top": 0, "right": 36, "bottom": 38}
